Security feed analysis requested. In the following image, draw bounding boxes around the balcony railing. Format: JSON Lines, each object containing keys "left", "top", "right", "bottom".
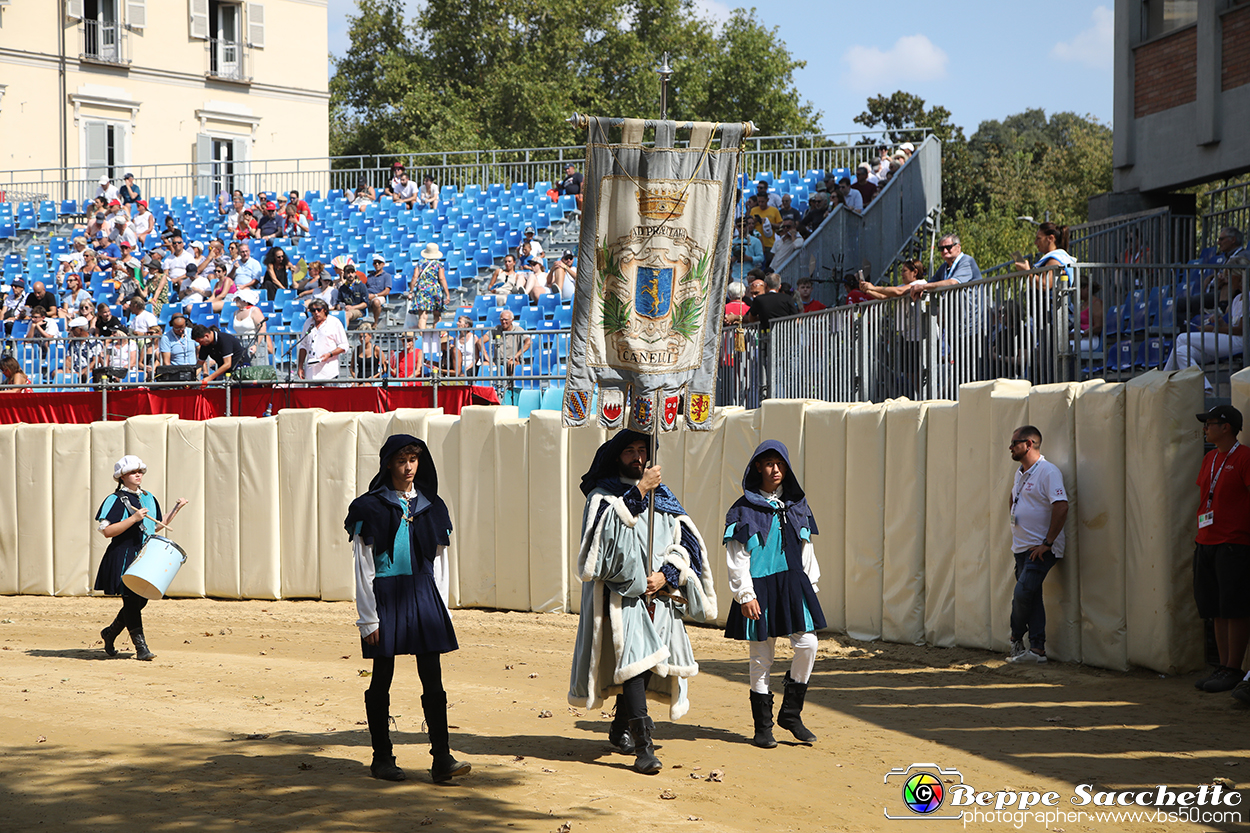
{"left": 79, "top": 19, "right": 129, "bottom": 66}
{"left": 206, "top": 37, "right": 250, "bottom": 83}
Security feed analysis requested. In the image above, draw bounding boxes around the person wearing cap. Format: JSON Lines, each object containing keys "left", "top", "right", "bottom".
{"left": 298, "top": 298, "right": 349, "bottom": 381}
{"left": 521, "top": 227, "right": 546, "bottom": 265}
{"left": 132, "top": 200, "right": 154, "bottom": 244}
{"left": 755, "top": 180, "right": 782, "bottom": 210}
{"left": 364, "top": 253, "right": 391, "bottom": 328}
{"left": 1162, "top": 258, "right": 1245, "bottom": 392}
{"left": 898, "top": 141, "right": 915, "bottom": 158}
{"left": 64, "top": 316, "right": 102, "bottom": 381}
{"left": 232, "top": 289, "right": 270, "bottom": 365}
{"left": 92, "top": 231, "right": 123, "bottom": 269}
{"left": 1191, "top": 406, "right": 1250, "bottom": 696}
{"left": 383, "top": 161, "right": 406, "bottom": 198}
{"left": 257, "top": 200, "right": 283, "bottom": 240}
{"left": 95, "top": 174, "right": 120, "bottom": 204}
{"left": 337, "top": 265, "right": 372, "bottom": 329}
{"left": 543, "top": 251, "right": 577, "bottom": 302}
{"left": 418, "top": 175, "right": 439, "bottom": 210}
{"left": 2, "top": 279, "right": 27, "bottom": 333}
{"left": 193, "top": 321, "right": 249, "bottom": 383}
{"left": 119, "top": 173, "right": 141, "bottom": 210}
{"left": 407, "top": 243, "right": 449, "bottom": 331}
{"left": 95, "top": 455, "right": 172, "bottom": 661}
{"left": 180, "top": 269, "right": 211, "bottom": 311}
{"left": 110, "top": 212, "right": 138, "bottom": 250}
{"left": 162, "top": 233, "right": 194, "bottom": 285}
{"left": 391, "top": 171, "right": 419, "bottom": 209}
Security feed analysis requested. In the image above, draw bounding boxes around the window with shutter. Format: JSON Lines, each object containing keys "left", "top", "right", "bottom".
{"left": 67, "top": 0, "right": 84, "bottom": 19}
{"left": 126, "top": 0, "right": 145, "bottom": 29}
{"left": 246, "top": 3, "right": 263, "bottom": 48}
{"left": 189, "top": 0, "right": 208, "bottom": 39}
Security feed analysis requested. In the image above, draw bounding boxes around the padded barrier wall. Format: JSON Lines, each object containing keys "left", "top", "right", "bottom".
{"left": 3, "top": 374, "right": 1222, "bottom": 674}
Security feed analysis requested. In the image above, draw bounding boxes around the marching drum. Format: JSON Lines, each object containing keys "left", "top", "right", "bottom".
{"left": 122, "top": 536, "right": 188, "bottom": 600}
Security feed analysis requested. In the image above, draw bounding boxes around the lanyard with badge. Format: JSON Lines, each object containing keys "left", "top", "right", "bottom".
{"left": 1199, "top": 442, "right": 1240, "bottom": 528}
{"left": 1010, "top": 464, "right": 1038, "bottom": 527}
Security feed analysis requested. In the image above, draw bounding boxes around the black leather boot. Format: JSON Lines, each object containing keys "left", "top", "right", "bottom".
{"left": 101, "top": 612, "right": 125, "bottom": 657}
{"left": 749, "top": 691, "right": 778, "bottom": 748}
{"left": 422, "top": 691, "right": 470, "bottom": 782}
{"left": 364, "top": 690, "right": 406, "bottom": 781}
{"left": 608, "top": 696, "right": 635, "bottom": 754}
{"left": 627, "top": 716, "right": 662, "bottom": 774}
{"left": 129, "top": 629, "right": 155, "bottom": 662}
{"left": 776, "top": 672, "right": 816, "bottom": 743}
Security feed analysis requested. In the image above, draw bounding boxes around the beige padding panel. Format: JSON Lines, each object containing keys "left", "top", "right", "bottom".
{"left": 1233, "top": 367, "right": 1250, "bottom": 420}
{"left": 0, "top": 426, "right": 17, "bottom": 594}
{"left": 719, "top": 408, "right": 761, "bottom": 625}
{"left": 124, "top": 415, "right": 175, "bottom": 509}
{"left": 354, "top": 412, "right": 396, "bottom": 496}
{"left": 458, "top": 406, "right": 515, "bottom": 608}
{"left": 528, "top": 410, "right": 568, "bottom": 613}
{"left": 238, "top": 418, "right": 281, "bottom": 600}
{"left": 316, "top": 412, "right": 359, "bottom": 602}
{"left": 52, "top": 425, "right": 92, "bottom": 595}
{"left": 204, "top": 418, "right": 244, "bottom": 599}
{"left": 165, "top": 419, "right": 206, "bottom": 598}
{"left": 680, "top": 415, "right": 727, "bottom": 622}
{"left": 565, "top": 424, "right": 605, "bottom": 615}
{"left": 987, "top": 383, "right": 1031, "bottom": 652}
{"left": 1074, "top": 381, "right": 1128, "bottom": 670}
{"left": 389, "top": 408, "right": 440, "bottom": 441}
{"left": 1028, "top": 384, "right": 1082, "bottom": 663}
{"left": 882, "top": 400, "right": 927, "bottom": 645}
{"left": 759, "top": 399, "right": 809, "bottom": 483}
{"left": 425, "top": 414, "right": 462, "bottom": 607}
{"left": 277, "top": 410, "right": 322, "bottom": 599}
{"left": 802, "top": 403, "right": 855, "bottom": 633}
{"left": 953, "top": 381, "right": 996, "bottom": 647}
{"left": 923, "top": 402, "right": 959, "bottom": 646}
{"left": 845, "top": 403, "right": 886, "bottom": 641}
{"left": 493, "top": 417, "right": 531, "bottom": 611}
{"left": 15, "top": 424, "right": 54, "bottom": 595}
{"left": 1124, "top": 368, "right": 1205, "bottom": 674}
{"left": 88, "top": 421, "right": 126, "bottom": 592}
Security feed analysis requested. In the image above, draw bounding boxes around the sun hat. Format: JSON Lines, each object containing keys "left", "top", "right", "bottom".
{"left": 420, "top": 243, "right": 444, "bottom": 260}
{"left": 113, "top": 455, "right": 147, "bottom": 481}
{"left": 235, "top": 289, "right": 260, "bottom": 306}
{"left": 69, "top": 316, "right": 89, "bottom": 330}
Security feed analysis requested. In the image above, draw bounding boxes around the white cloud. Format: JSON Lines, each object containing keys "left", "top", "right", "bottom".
{"left": 1050, "top": 6, "right": 1114, "bottom": 70}
{"left": 841, "top": 35, "right": 948, "bottom": 92}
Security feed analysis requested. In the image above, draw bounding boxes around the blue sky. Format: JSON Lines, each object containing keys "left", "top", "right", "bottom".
{"left": 326, "top": 0, "right": 1114, "bottom": 137}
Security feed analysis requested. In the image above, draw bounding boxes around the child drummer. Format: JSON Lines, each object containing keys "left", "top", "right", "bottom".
{"left": 344, "top": 434, "right": 470, "bottom": 783}
{"left": 96, "top": 455, "right": 161, "bottom": 661}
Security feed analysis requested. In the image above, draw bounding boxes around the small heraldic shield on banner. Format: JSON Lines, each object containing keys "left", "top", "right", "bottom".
{"left": 562, "top": 117, "right": 747, "bottom": 431}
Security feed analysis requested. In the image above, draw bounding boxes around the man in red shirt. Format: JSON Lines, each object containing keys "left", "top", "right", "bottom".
{"left": 797, "top": 277, "right": 826, "bottom": 313}
{"left": 1191, "top": 406, "right": 1250, "bottom": 696}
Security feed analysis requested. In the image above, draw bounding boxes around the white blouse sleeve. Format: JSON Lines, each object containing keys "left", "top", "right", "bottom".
{"left": 725, "top": 539, "right": 756, "bottom": 604}
{"left": 433, "top": 545, "right": 450, "bottom": 607}
{"left": 353, "top": 535, "right": 379, "bottom": 638}
{"left": 801, "top": 540, "right": 820, "bottom": 594}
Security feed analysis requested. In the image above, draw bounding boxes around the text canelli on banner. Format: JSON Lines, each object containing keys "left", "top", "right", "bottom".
{"left": 562, "top": 117, "right": 747, "bottom": 431}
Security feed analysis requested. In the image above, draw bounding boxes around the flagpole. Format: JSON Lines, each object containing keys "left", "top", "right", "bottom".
{"left": 645, "top": 390, "right": 660, "bottom": 598}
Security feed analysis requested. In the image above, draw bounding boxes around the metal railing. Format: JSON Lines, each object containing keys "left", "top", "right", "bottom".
{"left": 79, "top": 19, "right": 129, "bottom": 65}
{"left": 206, "top": 37, "right": 249, "bottom": 82}
{"left": 0, "top": 129, "right": 929, "bottom": 210}
{"left": 1203, "top": 179, "right": 1250, "bottom": 252}
{"left": 771, "top": 135, "right": 942, "bottom": 307}
{"left": 1067, "top": 206, "right": 1196, "bottom": 266}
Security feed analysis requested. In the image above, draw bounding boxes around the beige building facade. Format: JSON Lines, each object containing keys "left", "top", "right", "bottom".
{"left": 0, "top": 0, "right": 328, "bottom": 201}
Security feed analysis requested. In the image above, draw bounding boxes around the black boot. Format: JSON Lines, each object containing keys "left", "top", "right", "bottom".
{"left": 364, "top": 690, "right": 406, "bottom": 781}
{"left": 422, "top": 691, "right": 470, "bottom": 783}
{"left": 627, "top": 716, "right": 662, "bottom": 774}
{"left": 101, "top": 612, "right": 125, "bottom": 657}
{"left": 776, "top": 672, "right": 816, "bottom": 743}
{"left": 608, "top": 697, "right": 635, "bottom": 754}
{"left": 130, "top": 629, "right": 155, "bottom": 662}
{"left": 749, "top": 691, "right": 778, "bottom": 748}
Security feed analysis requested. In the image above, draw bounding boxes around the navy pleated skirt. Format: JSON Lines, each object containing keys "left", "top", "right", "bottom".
{"left": 93, "top": 540, "right": 143, "bottom": 596}
{"left": 363, "top": 572, "right": 458, "bottom": 658}
{"left": 724, "top": 570, "right": 826, "bottom": 641}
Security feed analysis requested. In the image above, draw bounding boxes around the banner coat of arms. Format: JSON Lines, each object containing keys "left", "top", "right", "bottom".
{"left": 562, "top": 117, "right": 747, "bottom": 431}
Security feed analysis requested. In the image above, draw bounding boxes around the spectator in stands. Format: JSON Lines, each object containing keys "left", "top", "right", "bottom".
{"left": 64, "top": 317, "right": 102, "bottom": 382}
{"left": 777, "top": 194, "right": 801, "bottom": 226}
{"left": 308, "top": 273, "right": 338, "bottom": 308}
{"left": 484, "top": 309, "right": 531, "bottom": 402}
{"left": 92, "top": 232, "right": 123, "bottom": 270}
{"left": 231, "top": 242, "right": 264, "bottom": 295}
{"left": 488, "top": 254, "right": 525, "bottom": 297}
{"left": 797, "top": 277, "right": 826, "bottom": 312}
{"left": 96, "top": 175, "right": 119, "bottom": 204}
{"left": 391, "top": 172, "right": 419, "bottom": 210}
{"left": 28, "top": 309, "right": 61, "bottom": 357}
{"left": 257, "top": 201, "right": 283, "bottom": 240}
{"left": 756, "top": 180, "right": 782, "bottom": 209}
{"left": 101, "top": 330, "right": 139, "bottom": 379}
{"left": 159, "top": 314, "right": 196, "bottom": 367}
{"left": 283, "top": 203, "right": 309, "bottom": 239}
{"left": 747, "top": 273, "right": 767, "bottom": 298}
{"left": 1014, "top": 222, "right": 1075, "bottom": 287}
{"left": 898, "top": 141, "right": 915, "bottom": 160}
{"left": 288, "top": 190, "right": 313, "bottom": 221}
{"left": 418, "top": 175, "right": 439, "bottom": 210}
{"left": 110, "top": 213, "right": 138, "bottom": 249}
{"left": 74, "top": 300, "right": 97, "bottom": 333}
{"left": 207, "top": 267, "right": 236, "bottom": 314}
{"left": 85, "top": 205, "right": 108, "bottom": 239}
{"left": 836, "top": 178, "right": 863, "bottom": 213}
{"left": 61, "top": 274, "right": 91, "bottom": 317}
{"left": 127, "top": 297, "right": 159, "bottom": 338}
{"left": 337, "top": 267, "right": 371, "bottom": 330}
{"left": 749, "top": 195, "right": 782, "bottom": 267}
{"left": 162, "top": 234, "right": 194, "bottom": 284}
{"left": 181, "top": 273, "right": 211, "bottom": 313}
{"left": 120, "top": 173, "right": 141, "bottom": 211}
{"left": 391, "top": 333, "right": 424, "bottom": 383}
{"left": 771, "top": 220, "right": 805, "bottom": 265}
{"left": 909, "top": 234, "right": 982, "bottom": 299}
{"left": 798, "top": 192, "right": 828, "bottom": 238}
{"left": 522, "top": 257, "right": 550, "bottom": 304}
{"left": 747, "top": 272, "right": 799, "bottom": 330}
{"left": 558, "top": 164, "right": 584, "bottom": 210}
{"left": 2, "top": 278, "right": 26, "bottom": 330}
{"left": 25, "top": 281, "right": 58, "bottom": 319}
{"left": 131, "top": 201, "right": 154, "bottom": 245}
{"left": 1073, "top": 281, "right": 1103, "bottom": 361}
{"left": 95, "top": 302, "right": 125, "bottom": 337}
{"left": 231, "top": 208, "right": 257, "bottom": 240}
{"left": 363, "top": 254, "right": 391, "bottom": 328}
{"left": 193, "top": 322, "right": 248, "bottom": 384}
{"left": 225, "top": 194, "right": 246, "bottom": 233}
{"left": 352, "top": 175, "right": 377, "bottom": 210}
{"left": 543, "top": 251, "right": 577, "bottom": 301}
{"left": 1163, "top": 259, "right": 1246, "bottom": 392}
{"left": 407, "top": 244, "right": 449, "bottom": 330}
{"left": 724, "top": 281, "right": 750, "bottom": 325}
{"left": 232, "top": 290, "right": 270, "bottom": 365}
{"left": 1177, "top": 227, "right": 1246, "bottom": 318}
{"left": 731, "top": 217, "right": 765, "bottom": 282}
{"left": 852, "top": 164, "right": 877, "bottom": 205}
{"left": 1, "top": 355, "right": 33, "bottom": 391}
{"left": 453, "top": 315, "right": 481, "bottom": 377}
{"left": 261, "top": 246, "right": 295, "bottom": 299}
{"left": 522, "top": 227, "right": 546, "bottom": 265}
{"left": 351, "top": 322, "right": 385, "bottom": 381}
{"left": 297, "top": 298, "right": 348, "bottom": 381}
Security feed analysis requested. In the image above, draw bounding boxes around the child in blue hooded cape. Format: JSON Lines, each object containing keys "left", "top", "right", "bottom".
{"left": 724, "top": 440, "right": 825, "bottom": 748}
{"left": 344, "top": 433, "right": 470, "bottom": 785}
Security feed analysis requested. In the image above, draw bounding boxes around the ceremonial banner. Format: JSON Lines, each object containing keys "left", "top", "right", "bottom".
{"left": 563, "top": 117, "right": 747, "bottom": 431}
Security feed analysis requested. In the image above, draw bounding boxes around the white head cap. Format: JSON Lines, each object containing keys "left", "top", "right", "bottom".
{"left": 113, "top": 454, "right": 147, "bottom": 481}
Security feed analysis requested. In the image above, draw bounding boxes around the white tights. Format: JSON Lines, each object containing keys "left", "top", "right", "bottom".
{"left": 749, "top": 632, "right": 819, "bottom": 694}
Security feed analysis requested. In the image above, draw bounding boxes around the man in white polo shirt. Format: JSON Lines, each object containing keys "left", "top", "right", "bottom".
{"left": 1006, "top": 425, "right": 1069, "bottom": 664}
{"left": 297, "top": 298, "right": 348, "bottom": 381}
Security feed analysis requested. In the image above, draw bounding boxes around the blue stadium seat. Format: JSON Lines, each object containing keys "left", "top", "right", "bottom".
{"left": 539, "top": 385, "right": 564, "bottom": 411}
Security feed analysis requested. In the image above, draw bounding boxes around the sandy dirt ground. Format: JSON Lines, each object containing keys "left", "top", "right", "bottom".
{"left": 1, "top": 595, "right": 1248, "bottom": 833}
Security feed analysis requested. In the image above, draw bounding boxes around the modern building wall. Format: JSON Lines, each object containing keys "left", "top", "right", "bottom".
{"left": 0, "top": 0, "right": 328, "bottom": 197}
{"left": 1113, "top": 0, "right": 1250, "bottom": 194}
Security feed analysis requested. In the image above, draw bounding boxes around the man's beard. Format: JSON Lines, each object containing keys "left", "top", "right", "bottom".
{"left": 620, "top": 460, "right": 645, "bottom": 479}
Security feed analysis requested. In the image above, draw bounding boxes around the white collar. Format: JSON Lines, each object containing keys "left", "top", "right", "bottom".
{"left": 119, "top": 484, "right": 142, "bottom": 495}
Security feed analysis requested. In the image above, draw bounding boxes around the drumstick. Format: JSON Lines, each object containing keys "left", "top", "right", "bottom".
{"left": 152, "top": 498, "right": 189, "bottom": 533}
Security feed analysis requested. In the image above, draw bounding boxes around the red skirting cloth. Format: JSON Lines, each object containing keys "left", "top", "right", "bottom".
{"left": 0, "top": 385, "right": 500, "bottom": 424}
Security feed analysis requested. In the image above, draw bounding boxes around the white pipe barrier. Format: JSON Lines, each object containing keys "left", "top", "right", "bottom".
{"left": 0, "top": 366, "right": 1240, "bottom": 674}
